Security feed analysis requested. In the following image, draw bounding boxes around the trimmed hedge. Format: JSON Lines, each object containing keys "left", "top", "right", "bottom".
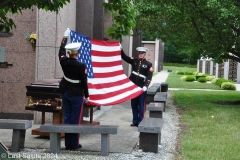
{"left": 206, "top": 76, "right": 215, "bottom": 81}
{"left": 182, "top": 75, "right": 196, "bottom": 82}
{"left": 197, "top": 77, "right": 207, "bottom": 83}
{"left": 215, "top": 78, "right": 233, "bottom": 87}
{"left": 221, "top": 82, "right": 236, "bottom": 90}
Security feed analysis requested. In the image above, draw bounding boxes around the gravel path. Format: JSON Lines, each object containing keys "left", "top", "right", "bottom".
{"left": 12, "top": 91, "right": 180, "bottom": 160}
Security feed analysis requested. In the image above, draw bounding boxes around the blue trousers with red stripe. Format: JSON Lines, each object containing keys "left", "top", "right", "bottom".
{"left": 62, "top": 91, "right": 84, "bottom": 149}
{"left": 131, "top": 91, "right": 146, "bottom": 125}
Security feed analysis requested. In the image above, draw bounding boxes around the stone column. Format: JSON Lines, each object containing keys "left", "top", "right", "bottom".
{"left": 237, "top": 63, "right": 240, "bottom": 83}
{"left": 197, "top": 60, "right": 200, "bottom": 72}
{"left": 215, "top": 63, "right": 219, "bottom": 78}
{"left": 202, "top": 59, "right": 206, "bottom": 73}
{"left": 158, "top": 40, "right": 164, "bottom": 71}
{"left": 93, "top": 0, "right": 104, "bottom": 40}
{"left": 210, "top": 61, "right": 214, "bottom": 75}
{"left": 76, "top": 0, "right": 94, "bottom": 38}
{"left": 224, "top": 60, "right": 229, "bottom": 79}
{"left": 154, "top": 39, "right": 160, "bottom": 72}
{"left": 132, "top": 31, "right": 142, "bottom": 57}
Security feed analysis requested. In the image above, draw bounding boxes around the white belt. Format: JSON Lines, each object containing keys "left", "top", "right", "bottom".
{"left": 132, "top": 71, "right": 146, "bottom": 79}
{"left": 64, "top": 75, "right": 80, "bottom": 83}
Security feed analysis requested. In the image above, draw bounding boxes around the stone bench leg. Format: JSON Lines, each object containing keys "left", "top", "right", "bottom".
{"left": 101, "top": 134, "right": 109, "bottom": 156}
{"left": 158, "top": 132, "right": 161, "bottom": 145}
{"left": 139, "top": 132, "right": 159, "bottom": 153}
{"left": 149, "top": 111, "right": 163, "bottom": 118}
{"left": 50, "top": 133, "right": 61, "bottom": 154}
{"left": 11, "top": 129, "right": 26, "bottom": 152}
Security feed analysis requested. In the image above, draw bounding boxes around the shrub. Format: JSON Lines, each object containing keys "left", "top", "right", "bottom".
{"left": 212, "top": 78, "right": 219, "bottom": 84}
{"left": 215, "top": 78, "right": 233, "bottom": 87}
{"left": 180, "top": 76, "right": 187, "bottom": 81}
{"left": 197, "top": 77, "right": 207, "bottom": 83}
{"left": 206, "top": 76, "right": 215, "bottom": 81}
{"left": 185, "top": 71, "right": 195, "bottom": 75}
{"left": 196, "top": 72, "right": 204, "bottom": 76}
{"left": 221, "top": 82, "right": 236, "bottom": 90}
{"left": 184, "top": 75, "right": 196, "bottom": 82}
{"left": 176, "top": 71, "right": 185, "bottom": 75}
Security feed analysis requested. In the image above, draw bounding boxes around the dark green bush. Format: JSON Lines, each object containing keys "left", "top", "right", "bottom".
{"left": 184, "top": 75, "right": 196, "bottom": 82}
{"left": 215, "top": 78, "right": 233, "bottom": 87}
{"left": 197, "top": 77, "right": 207, "bottom": 83}
{"left": 221, "top": 82, "right": 236, "bottom": 90}
{"left": 185, "top": 71, "right": 195, "bottom": 75}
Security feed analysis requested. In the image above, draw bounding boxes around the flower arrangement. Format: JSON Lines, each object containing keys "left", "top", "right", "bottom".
{"left": 29, "top": 33, "right": 37, "bottom": 51}
{"left": 29, "top": 33, "right": 37, "bottom": 44}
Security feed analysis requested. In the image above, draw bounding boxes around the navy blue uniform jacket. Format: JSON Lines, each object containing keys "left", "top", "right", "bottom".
{"left": 58, "top": 38, "right": 89, "bottom": 98}
{"left": 121, "top": 50, "right": 153, "bottom": 88}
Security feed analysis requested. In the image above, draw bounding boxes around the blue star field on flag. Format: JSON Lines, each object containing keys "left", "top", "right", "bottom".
{"left": 70, "top": 31, "right": 94, "bottom": 78}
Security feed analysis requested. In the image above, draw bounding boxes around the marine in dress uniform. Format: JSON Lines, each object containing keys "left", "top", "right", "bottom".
{"left": 59, "top": 29, "right": 89, "bottom": 150}
{"left": 121, "top": 47, "right": 153, "bottom": 126}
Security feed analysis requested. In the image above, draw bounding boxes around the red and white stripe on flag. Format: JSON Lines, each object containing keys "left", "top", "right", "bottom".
{"left": 87, "top": 39, "right": 143, "bottom": 106}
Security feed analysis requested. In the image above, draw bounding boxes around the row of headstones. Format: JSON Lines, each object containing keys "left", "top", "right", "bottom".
{"left": 197, "top": 59, "right": 240, "bottom": 82}
{"left": 138, "top": 82, "right": 168, "bottom": 153}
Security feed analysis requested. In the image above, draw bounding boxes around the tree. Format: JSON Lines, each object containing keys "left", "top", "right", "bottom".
{"left": 103, "top": 0, "right": 135, "bottom": 41}
{"left": 0, "top": 0, "right": 71, "bottom": 32}
{"left": 133, "top": 0, "right": 240, "bottom": 63}
{"left": 0, "top": 0, "right": 136, "bottom": 41}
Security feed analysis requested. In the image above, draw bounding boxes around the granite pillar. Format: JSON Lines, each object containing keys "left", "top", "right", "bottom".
{"left": 76, "top": 0, "right": 94, "bottom": 38}
{"left": 93, "top": 0, "right": 104, "bottom": 40}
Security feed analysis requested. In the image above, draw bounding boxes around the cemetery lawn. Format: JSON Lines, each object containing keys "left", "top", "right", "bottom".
{"left": 173, "top": 90, "right": 240, "bottom": 160}
{"left": 164, "top": 66, "right": 240, "bottom": 159}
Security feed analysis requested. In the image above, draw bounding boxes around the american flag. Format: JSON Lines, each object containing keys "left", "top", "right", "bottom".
{"left": 70, "top": 30, "right": 143, "bottom": 106}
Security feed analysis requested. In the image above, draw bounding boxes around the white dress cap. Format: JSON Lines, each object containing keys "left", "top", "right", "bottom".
{"left": 136, "top": 47, "right": 148, "bottom": 52}
{"left": 65, "top": 42, "right": 82, "bottom": 51}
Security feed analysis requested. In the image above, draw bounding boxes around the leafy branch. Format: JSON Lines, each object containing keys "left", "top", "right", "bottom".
{"left": 102, "top": 0, "right": 136, "bottom": 41}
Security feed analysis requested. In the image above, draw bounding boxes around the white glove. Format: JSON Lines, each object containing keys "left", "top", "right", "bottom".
{"left": 64, "top": 28, "right": 70, "bottom": 37}
{"left": 142, "top": 86, "right": 147, "bottom": 92}
{"left": 84, "top": 97, "right": 89, "bottom": 103}
{"left": 119, "top": 43, "right": 122, "bottom": 50}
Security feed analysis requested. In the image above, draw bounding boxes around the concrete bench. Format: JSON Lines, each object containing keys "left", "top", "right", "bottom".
{"left": 0, "top": 119, "right": 33, "bottom": 152}
{"left": 156, "top": 91, "right": 168, "bottom": 97}
{"left": 146, "top": 84, "right": 161, "bottom": 104}
{"left": 154, "top": 92, "right": 167, "bottom": 112}
{"left": 148, "top": 102, "right": 164, "bottom": 118}
{"left": 138, "top": 118, "right": 163, "bottom": 153}
{"left": 150, "top": 83, "right": 161, "bottom": 92}
{"left": 40, "top": 124, "right": 119, "bottom": 156}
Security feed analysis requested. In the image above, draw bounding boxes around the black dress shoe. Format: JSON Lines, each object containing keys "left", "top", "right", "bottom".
{"left": 130, "top": 124, "right": 138, "bottom": 127}
{"left": 66, "top": 144, "right": 82, "bottom": 150}
{"left": 71, "top": 144, "right": 82, "bottom": 150}
{"left": 65, "top": 147, "right": 71, "bottom": 150}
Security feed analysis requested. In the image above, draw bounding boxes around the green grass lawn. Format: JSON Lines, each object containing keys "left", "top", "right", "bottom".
{"left": 163, "top": 66, "right": 240, "bottom": 160}
{"left": 173, "top": 90, "right": 240, "bottom": 160}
